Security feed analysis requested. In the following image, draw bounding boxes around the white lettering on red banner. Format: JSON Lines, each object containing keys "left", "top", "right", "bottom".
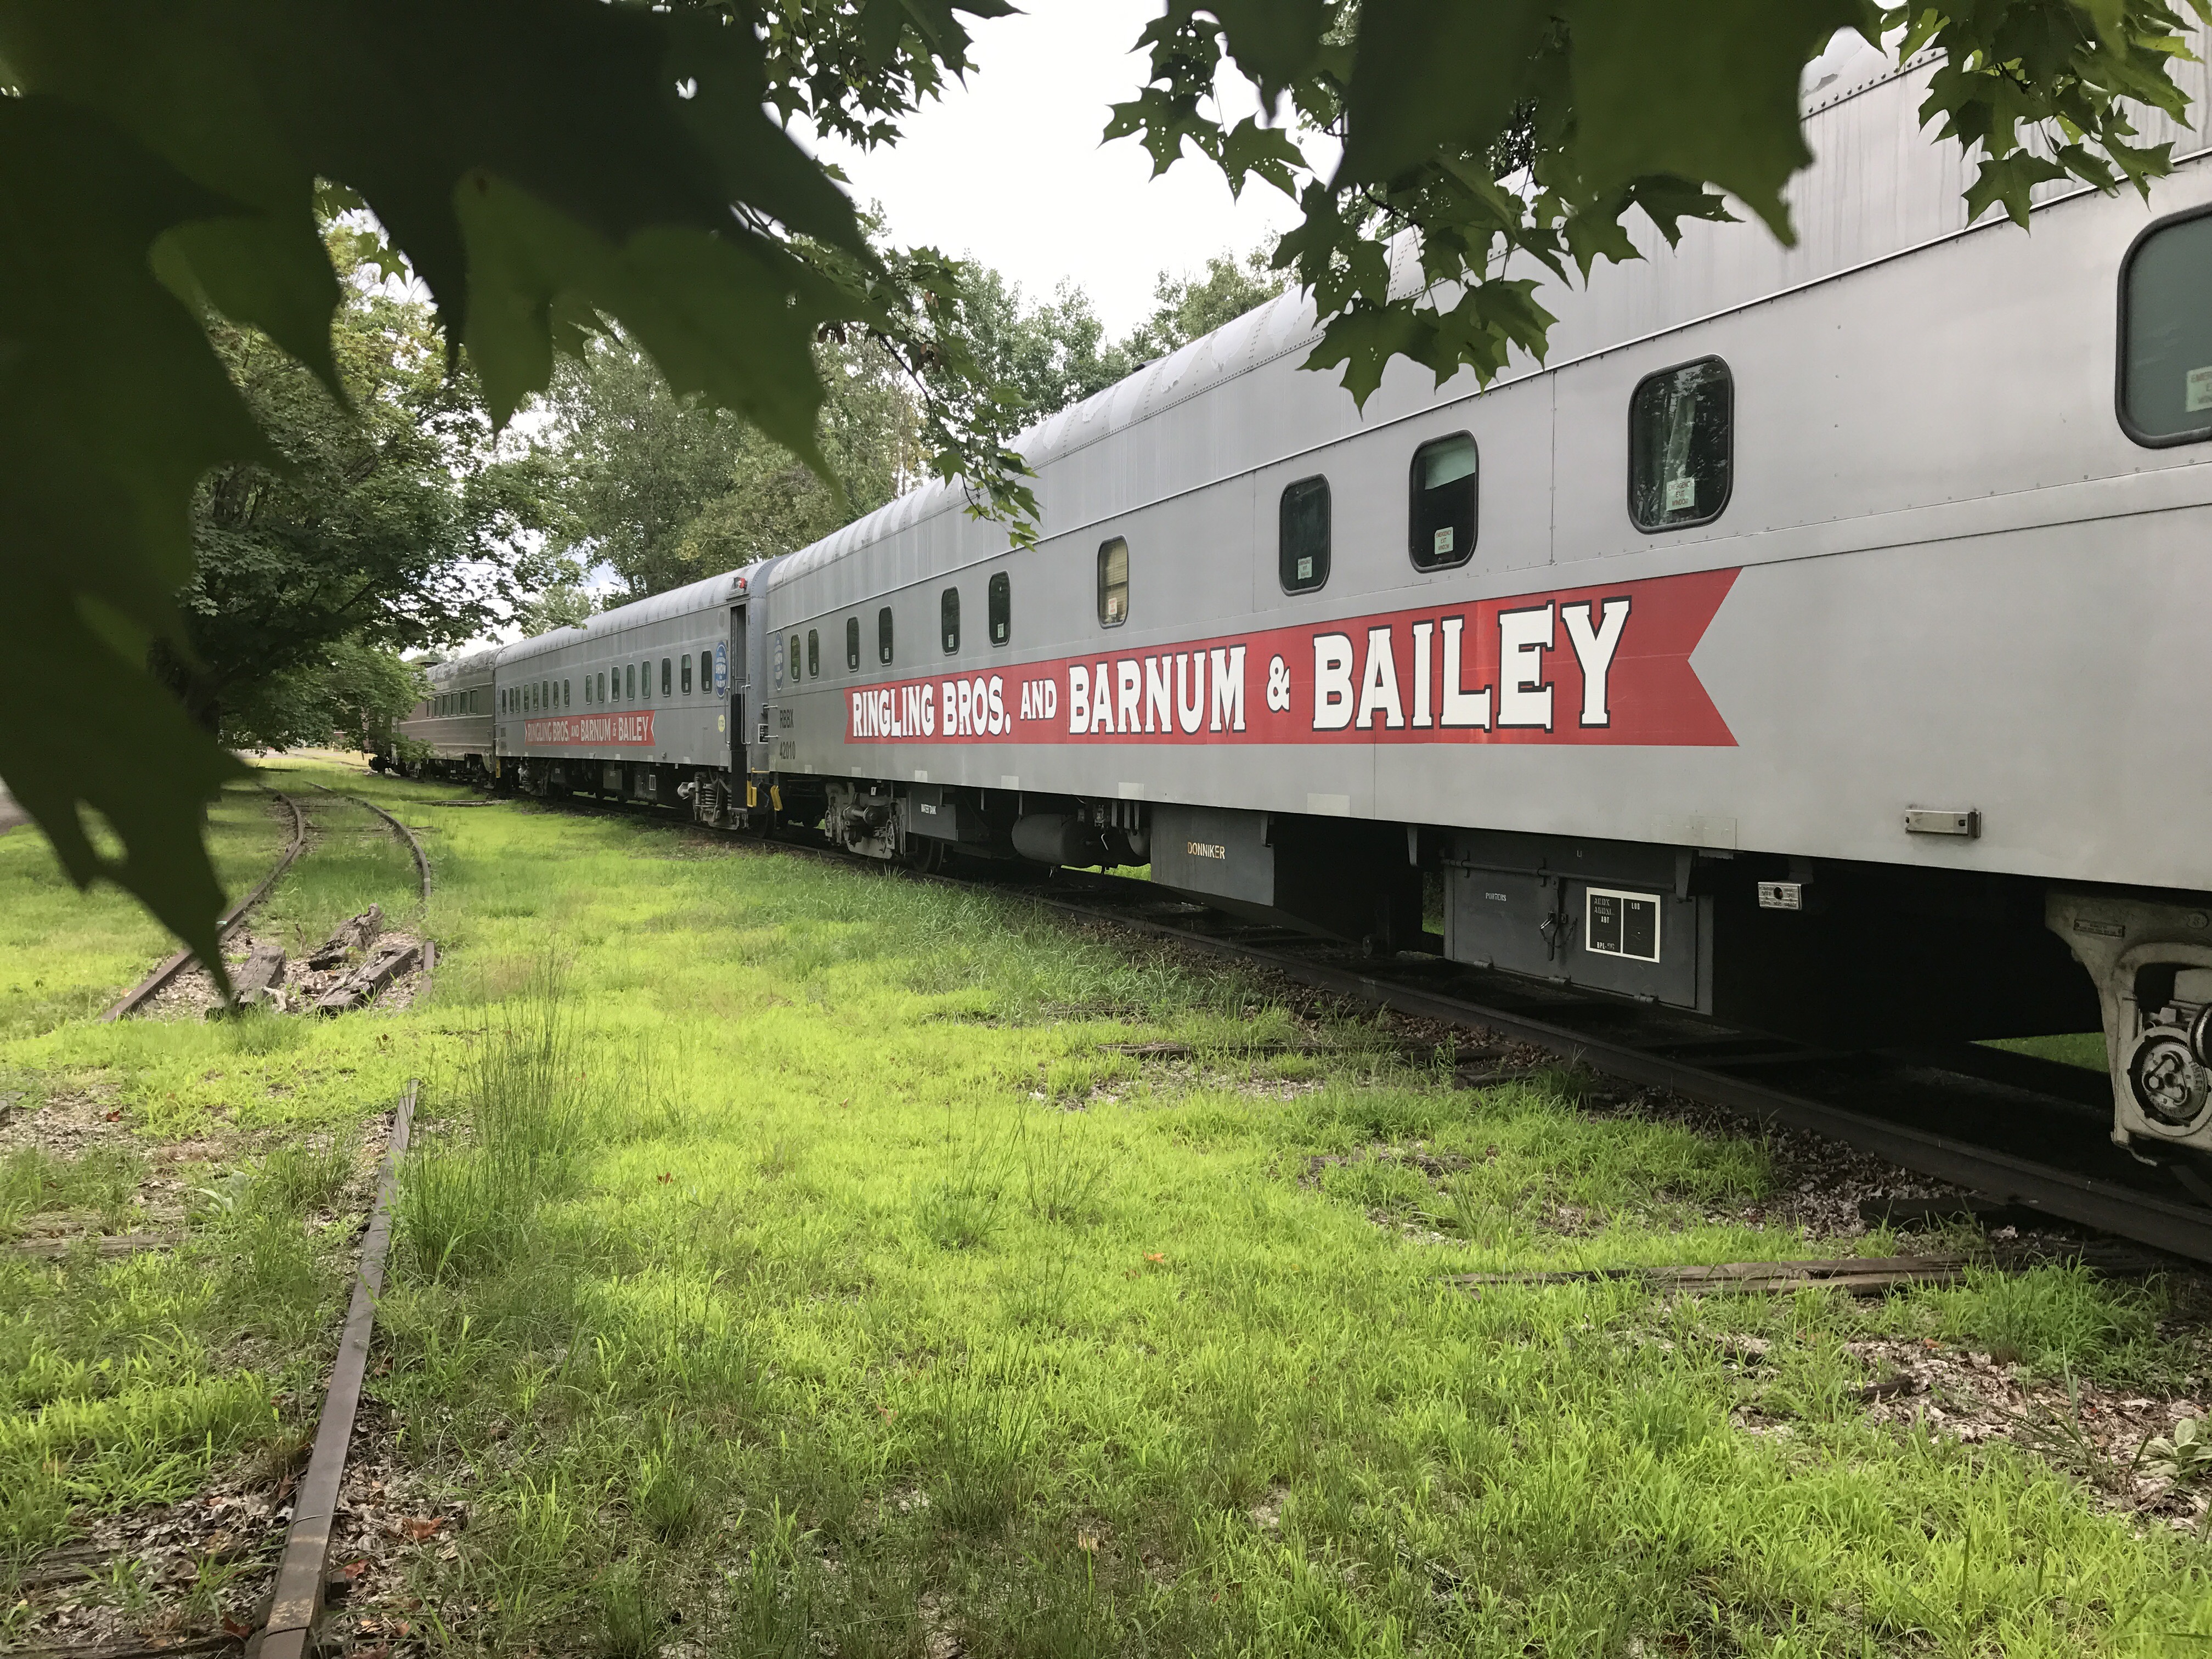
{"left": 523, "top": 712, "right": 656, "bottom": 747}
{"left": 846, "top": 569, "right": 1737, "bottom": 748}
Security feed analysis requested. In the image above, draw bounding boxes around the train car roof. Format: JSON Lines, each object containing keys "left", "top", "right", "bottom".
{"left": 422, "top": 645, "right": 506, "bottom": 684}
{"left": 763, "top": 22, "right": 2212, "bottom": 597}
{"left": 499, "top": 563, "right": 766, "bottom": 668}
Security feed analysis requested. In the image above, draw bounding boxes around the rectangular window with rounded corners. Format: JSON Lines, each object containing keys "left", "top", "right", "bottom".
{"left": 2120, "top": 205, "right": 2212, "bottom": 445}
{"left": 989, "top": 572, "right": 1011, "bottom": 645}
{"left": 845, "top": 616, "right": 860, "bottom": 671}
{"left": 681, "top": 653, "right": 692, "bottom": 695}
{"left": 626, "top": 663, "right": 636, "bottom": 701}
{"left": 661, "top": 657, "right": 672, "bottom": 696}
{"left": 788, "top": 634, "right": 800, "bottom": 684}
{"left": 700, "top": 651, "right": 712, "bottom": 692}
{"left": 597, "top": 672, "right": 605, "bottom": 703}
{"left": 878, "top": 606, "right": 894, "bottom": 665}
{"left": 564, "top": 680, "right": 571, "bottom": 707}
{"left": 940, "top": 588, "right": 961, "bottom": 653}
{"left": 1409, "top": 435, "right": 1477, "bottom": 570}
{"left": 1628, "top": 356, "right": 1732, "bottom": 531}
{"left": 1280, "top": 475, "right": 1331, "bottom": 592}
{"left": 806, "top": 631, "right": 819, "bottom": 678}
{"left": 1097, "top": 537, "right": 1128, "bottom": 627}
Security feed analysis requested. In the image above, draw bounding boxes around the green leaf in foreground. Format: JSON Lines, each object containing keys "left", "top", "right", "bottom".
{"left": 0, "top": 94, "right": 262, "bottom": 984}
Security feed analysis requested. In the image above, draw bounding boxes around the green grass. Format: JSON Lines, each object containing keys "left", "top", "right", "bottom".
{"left": 4, "top": 763, "right": 2210, "bottom": 1655}
{"left": 0, "top": 782, "right": 287, "bottom": 1039}
{"left": 1988, "top": 1032, "right": 2111, "bottom": 1071}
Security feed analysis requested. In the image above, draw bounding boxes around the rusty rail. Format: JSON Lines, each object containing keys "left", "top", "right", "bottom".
{"left": 99, "top": 791, "right": 306, "bottom": 1022}
{"left": 257, "top": 1082, "right": 416, "bottom": 1659}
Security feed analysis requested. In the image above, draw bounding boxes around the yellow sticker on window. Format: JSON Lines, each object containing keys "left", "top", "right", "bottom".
{"left": 2188, "top": 365, "right": 2212, "bottom": 414}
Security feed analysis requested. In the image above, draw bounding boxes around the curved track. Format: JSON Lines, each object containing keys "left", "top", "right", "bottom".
{"left": 99, "top": 789, "right": 308, "bottom": 1022}
{"left": 494, "top": 786, "right": 2212, "bottom": 1263}
{"left": 312, "top": 781, "right": 431, "bottom": 900}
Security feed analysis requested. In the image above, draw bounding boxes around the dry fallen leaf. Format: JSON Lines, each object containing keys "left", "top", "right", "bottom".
{"left": 400, "top": 1517, "right": 444, "bottom": 1542}
{"left": 1144, "top": 1253, "right": 1166, "bottom": 1264}
{"left": 657, "top": 1172, "right": 674, "bottom": 1183}
{"left": 339, "top": 1560, "right": 369, "bottom": 1581}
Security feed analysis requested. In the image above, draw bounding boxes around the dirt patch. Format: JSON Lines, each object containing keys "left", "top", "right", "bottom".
{"left": 1733, "top": 1332, "right": 2212, "bottom": 1529}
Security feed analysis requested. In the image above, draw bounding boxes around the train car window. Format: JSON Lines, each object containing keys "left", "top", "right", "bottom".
{"left": 626, "top": 663, "right": 636, "bottom": 701}
{"left": 878, "top": 606, "right": 894, "bottom": 664}
{"left": 1280, "top": 476, "right": 1330, "bottom": 592}
{"left": 989, "top": 573, "right": 1011, "bottom": 645}
{"left": 941, "top": 588, "right": 961, "bottom": 653}
{"left": 681, "top": 653, "right": 692, "bottom": 695}
{"left": 806, "top": 631, "right": 819, "bottom": 678}
{"left": 789, "top": 634, "right": 801, "bottom": 682}
{"left": 699, "top": 650, "right": 712, "bottom": 692}
{"left": 1408, "top": 436, "right": 1477, "bottom": 570}
{"left": 1628, "top": 356, "right": 1732, "bottom": 531}
{"left": 661, "top": 658, "right": 672, "bottom": 697}
{"left": 2120, "top": 206, "right": 2212, "bottom": 445}
{"left": 1097, "top": 537, "right": 1128, "bottom": 627}
{"left": 845, "top": 616, "right": 860, "bottom": 672}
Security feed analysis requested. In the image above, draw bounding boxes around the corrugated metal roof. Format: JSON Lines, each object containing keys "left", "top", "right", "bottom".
{"left": 499, "top": 563, "right": 763, "bottom": 667}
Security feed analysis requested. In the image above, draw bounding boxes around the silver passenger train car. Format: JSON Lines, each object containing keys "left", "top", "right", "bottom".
{"left": 386, "top": 646, "right": 501, "bottom": 781}
{"left": 401, "top": 33, "right": 2212, "bottom": 1172}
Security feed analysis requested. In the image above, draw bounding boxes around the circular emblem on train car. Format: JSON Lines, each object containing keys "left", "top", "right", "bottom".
{"left": 714, "top": 640, "right": 729, "bottom": 697}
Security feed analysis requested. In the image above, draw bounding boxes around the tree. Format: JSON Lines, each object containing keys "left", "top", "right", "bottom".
{"left": 168, "top": 262, "right": 561, "bottom": 740}
{"left": 515, "top": 581, "right": 599, "bottom": 635}
{"left": 1109, "top": 1, "right": 2209, "bottom": 404}
{"left": 3, "top": 0, "right": 2200, "bottom": 975}
{"left": 960, "top": 267, "right": 1133, "bottom": 419}
{"left": 549, "top": 329, "right": 919, "bottom": 599}
{"left": 1123, "top": 247, "right": 1284, "bottom": 364}
{"left": 222, "top": 637, "right": 427, "bottom": 755}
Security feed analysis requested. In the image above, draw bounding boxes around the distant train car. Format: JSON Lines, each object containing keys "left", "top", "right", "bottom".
{"left": 492, "top": 567, "right": 763, "bottom": 822}
{"left": 384, "top": 646, "right": 502, "bottom": 781}
{"left": 478, "top": 36, "right": 2212, "bottom": 1176}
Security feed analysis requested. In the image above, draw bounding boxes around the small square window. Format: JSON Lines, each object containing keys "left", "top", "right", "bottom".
{"left": 806, "top": 630, "right": 819, "bottom": 678}
{"left": 2119, "top": 206, "right": 2212, "bottom": 447}
{"left": 878, "top": 606, "right": 894, "bottom": 665}
{"left": 1279, "top": 476, "right": 1330, "bottom": 592}
{"left": 1097, "top": 538, "right": 1128, "bottom": 628}
{"left": 988, "top": 572, "right": 1011, "bottom": 645}
{"left": 941, "top": 588, "right": 961, "bottom": 654}
{"left": 1628, "top": 356, "right": 1732, "bottom": 531}
{"left": 1409, "top": 436, "right": 1476, "bottom": 571}
{"left": 846, "top": 616, "right": 861, "bottom": 672}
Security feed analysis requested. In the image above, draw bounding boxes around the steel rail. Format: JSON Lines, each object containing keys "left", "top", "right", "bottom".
{"left": 98, "top": 790, "right": 307, "bottom": 1022}
{"left": 257, "top": 1082, "right": 416, "bottom": 1659}
{"left": 312, "top": 782, "right": 432, "bottom": 900}
{"left": 310, "top": 783, "right": 437, "bottom": 983}
{"left": 486, "top": 787, "right": 2212, "bottom": 1263}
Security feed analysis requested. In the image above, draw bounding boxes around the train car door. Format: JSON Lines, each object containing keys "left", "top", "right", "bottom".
{"left": 726, "top": 605, "right": 748, "bottom": 766}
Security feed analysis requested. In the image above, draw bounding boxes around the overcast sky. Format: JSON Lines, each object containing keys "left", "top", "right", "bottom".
{"left": 809, "top": 0, "right": 1332, "bottom": 336}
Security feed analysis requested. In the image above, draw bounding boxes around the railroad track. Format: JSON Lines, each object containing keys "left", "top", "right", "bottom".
{"left": 1029, "top": 870, "right": 2212, "bottom": 1265}
{"left": 310, "top": 781, "right": 432, "bottom": 900}
{"left": 99, "top": 790, "right": 307, "bottom": 1022}
{"left": 479, "top": 785, "right": 2212, "bottom": 1265}
{"left": 5, "top": 1086, "right": 416, "bottom": 1659}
